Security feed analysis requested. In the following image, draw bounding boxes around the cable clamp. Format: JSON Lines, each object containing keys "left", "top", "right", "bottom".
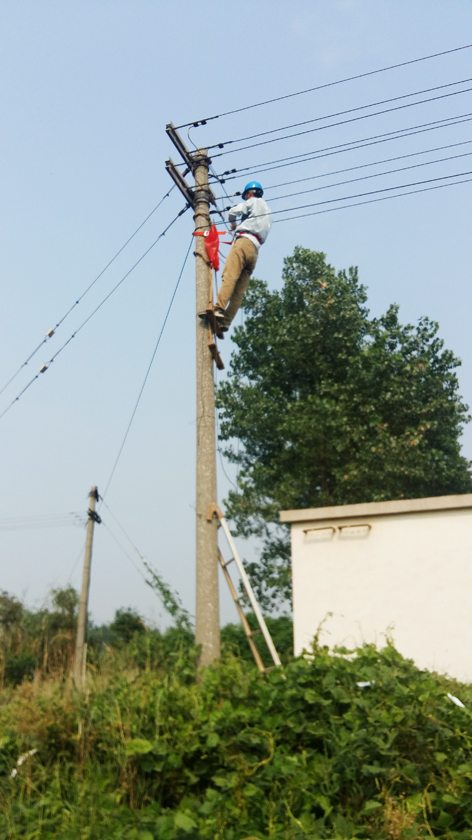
{"left": 87, "top": 509, "right": 102, "bottom": 524}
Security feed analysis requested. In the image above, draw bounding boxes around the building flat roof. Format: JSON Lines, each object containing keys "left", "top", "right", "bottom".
{"left": 279, "top": 494, "right": 472, "bottom": 524}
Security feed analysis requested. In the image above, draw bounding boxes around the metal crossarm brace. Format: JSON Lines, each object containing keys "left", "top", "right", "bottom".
{"left": 165, "top": 121, "right": 218, "bottom": 207}
{"left": 165, "top": 158, "right": 195, "bottom": 208}
{"left": 208, "top": 504, "right": 282, "bottom": 670}
{"left": 166, "top": 122, "right": 196, "bottom": 173}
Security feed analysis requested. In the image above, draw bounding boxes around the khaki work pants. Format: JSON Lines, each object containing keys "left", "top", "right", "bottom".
{"left": 216, "top": 236, "right": 258, "bottom": 326}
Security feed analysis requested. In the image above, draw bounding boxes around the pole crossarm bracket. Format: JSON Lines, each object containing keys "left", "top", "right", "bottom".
{"left": 165, "top": 121, "right": 218, "bottom": 208}
{"left": 166, "top": 122, "right": 196, "bottom": 173}
{"left": 166, "top": 124, "right": 218, "bottom": 203}
{"left": 166, "top": 158, "right": 196, "bottom": 208}
{"left": 206, "top": 502, "right": 223, "bottom": 522}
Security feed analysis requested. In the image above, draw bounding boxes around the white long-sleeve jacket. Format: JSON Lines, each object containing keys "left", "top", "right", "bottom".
{"left": 228, "top": 196, "right": 272, "bottom": 250}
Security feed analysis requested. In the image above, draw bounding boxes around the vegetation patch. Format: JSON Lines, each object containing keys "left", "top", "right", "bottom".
{"left": 1, "top": 631, "right": 472, "bottom": 839}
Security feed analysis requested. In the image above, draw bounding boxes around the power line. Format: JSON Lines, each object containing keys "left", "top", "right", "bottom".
{"left": 258, "top": 139, "right": 472, "bottom": 192}
{"left": 215, "top": 112, "right": 472, "bottom": 180}
{"left": 100, "top": 500, "right": 150, "bottom": 587}
{"left": 0, "top": 187, "right": 175, "bottom": 400}
{"left": 100, "top": 498, "right": 145, "bottom": 562}
{"left": 252, "top": 149, "right": 472, "bottom": 203}
{"left": 212, "top": 86, "right": 472, "bottom": 159}
{"left": 0, "top": 512, "right": 86, "bottom": 531}
{"left": 233, "top": 168, "right": 472, "bottom": 218}
{"left": 68, "top": 541, "right": 87, "bottom": 583}
{"left": 212, "top": 145, "right": 472, "bottom": 201}
{"left": 213, "top": 168, "right": 472, "bottom": 221}
{"left": 208, "top": 76, "right": 472, "bottom": 151}
{"left": 214, "top": 366, "right": 238, "bottom": 493}
{"left": 101, "top": 520, "right": 147, "bottom": 581}
{"left": 174, "top": 42, "right": 472, "bottom": 129}
{"left": 0, "top": 206, "right": 189, "bottom": 423}
{"left": 272, "top": 173, "right": 472, "bottom": 224}
{"left": 101, "top": 238, "right": 193, "bottom": 500}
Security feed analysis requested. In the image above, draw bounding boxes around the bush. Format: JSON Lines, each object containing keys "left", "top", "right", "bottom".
{"left": 221, "top": 613, "right": 293, "bottom": 665}
{"left": 3, "top": 652, "right": 36, "bottom": 686}
{"left": 2, "top": 638, "right": 472, "bottom": 838}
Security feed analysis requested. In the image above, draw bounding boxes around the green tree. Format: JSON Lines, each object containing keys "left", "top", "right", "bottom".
{"left": 216, "top": 247, "right": 472, "bottom": 610}
{"left": 110, "top": 608, "right": 147, "bottom": 644}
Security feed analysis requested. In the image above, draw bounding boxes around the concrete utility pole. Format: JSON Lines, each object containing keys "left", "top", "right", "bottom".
{"left": 165, "top": 125, "right": 221, "bottom": 666}
{"left": 194, "top": 150, "right": 220, "bottom": 666}
{"left": 74, "top": 486, "right": 100, "bottom": 685}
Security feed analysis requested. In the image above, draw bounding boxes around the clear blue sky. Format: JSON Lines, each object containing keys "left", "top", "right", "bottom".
{"left": 1, "top": 0, "right": 472, "bottom": 627}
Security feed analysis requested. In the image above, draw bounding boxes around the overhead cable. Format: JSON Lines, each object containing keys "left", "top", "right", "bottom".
{"left": 101, "top": 520, "right": 147, "bottom": 581}
{"left": 212, "top": 145, "right": 472, "bottom": 201}
{"left": 215, "top": 112, "right": 472, "bottom": 180}
{"left": 268, "top": 168, "right": 472, "bottom": 217}
{"left": 213, "top": 169, "right": 472, "bottom": 219}
{"left": 272, "top": 173, "right": 472, "bottom": 223}
{"left": 258, "top": 139, "right": 472, "bottom": 192}
{"left": 250, "top": 150, "right": 472, "bottom": 203}
{"left": 208, "top": 76, "right": 472, "bottom": 150}
{"left": 174, "top": 42, "right": 472, "bottom": 129}
{"left": 100, "top": 500, "right": 150, "bottom": 587}
{"left": 0, "top": 206, "right": 189, "bottom": 423}
{"left": 0, "top": 512, "right": 86, "bottom": 531}
{"left": 101, "top": 238, "right": 193, "bottom": 500}
{"left": 0, "top": 186, "right": 175, "bottom": 399}
{"left": 212, "top": 84, "right": 472, "bottom": 157}
{"left": 100, "top": 498, "right": 145, "bottom": 563}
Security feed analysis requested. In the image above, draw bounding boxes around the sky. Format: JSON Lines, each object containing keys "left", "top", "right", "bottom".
{"left": 1, "top": 0, "right": 472, "bottom": 629}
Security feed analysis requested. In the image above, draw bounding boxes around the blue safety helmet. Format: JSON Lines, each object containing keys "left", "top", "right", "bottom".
{"left": 242, "top": 181, "right": 263, "bottom": 199}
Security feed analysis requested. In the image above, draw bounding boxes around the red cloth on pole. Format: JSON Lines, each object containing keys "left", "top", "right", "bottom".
{"left": 204, "top": 224, "right": 221, "bottom": 271}
{"left": 193, "top": 224, "right": 227, "bottom": 271}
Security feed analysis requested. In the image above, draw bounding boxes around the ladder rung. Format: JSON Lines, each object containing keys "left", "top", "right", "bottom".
{"left": 262, "top": 666, "right": 277, "bottom": 674}
{"left": 249, "top": 629, "right": 263, "bottom": 637}
{"left": 222, "top": 557, "right": 235, "bottom": 567}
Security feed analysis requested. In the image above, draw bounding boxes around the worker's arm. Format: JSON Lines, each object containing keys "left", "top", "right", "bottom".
{"left": 228, "top": 200, "right": 250, "bottom": 230}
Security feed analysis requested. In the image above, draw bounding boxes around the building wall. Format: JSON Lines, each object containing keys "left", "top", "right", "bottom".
{"left": 291, "top": 507, "right": 472, "bottom": 681}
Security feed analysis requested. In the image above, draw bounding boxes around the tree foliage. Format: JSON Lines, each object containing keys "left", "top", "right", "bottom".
{"left": 216, "top": 247, "right": 472, "bottom": 609}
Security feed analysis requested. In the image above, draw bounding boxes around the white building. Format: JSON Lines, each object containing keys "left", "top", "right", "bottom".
{"left": 280, "top": 494, "right": 472, "bottom": 682}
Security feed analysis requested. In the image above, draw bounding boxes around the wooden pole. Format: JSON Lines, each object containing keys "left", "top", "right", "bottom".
{"left": 74, "top": 486, "right": 99, "bottom": 685}
{"left": 194, "top": 149, "right": 220, "bottom": 666}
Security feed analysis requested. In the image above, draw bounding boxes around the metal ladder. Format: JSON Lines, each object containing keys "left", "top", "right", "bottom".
{"left": 208, "top": 504, "right": 282, "bottom": 674}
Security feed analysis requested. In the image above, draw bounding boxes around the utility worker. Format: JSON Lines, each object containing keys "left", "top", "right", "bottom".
{"left": 213, "top": 181, "right": 272, "bottom": 330}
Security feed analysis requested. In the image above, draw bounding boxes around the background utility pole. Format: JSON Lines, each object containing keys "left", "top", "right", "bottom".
{"left": 74, "top": 486, "right": 100, "bottom": 685}
{"left": 194, "top": 149, "right": 220, "bottom": 666}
